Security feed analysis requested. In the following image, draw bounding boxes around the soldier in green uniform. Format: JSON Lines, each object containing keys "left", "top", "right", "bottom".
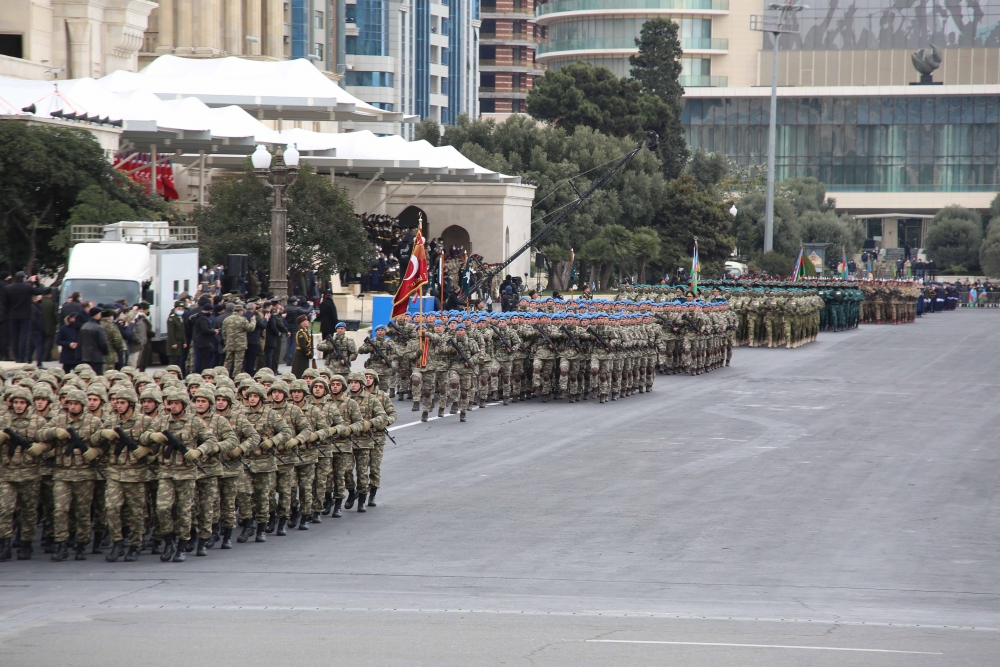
{"left": 214, "top": 386, "right": 259, "bottom": 549}
{"left": 317, "top": 322, "right": 357, "bottom": 375}
{"left": 445, "top": 324, "right": 480, "bottom": 421}
{"left": 328, "top": 374, "right": 363, "bottom": 517}
{"left": 221, "top": 302, "right": 255, "bottom": 378}
{"left": 362, "top": 369, "right": 396, "bottom": 506}
{"left": 358, "top": 325, "right": 394, "bottom": 392}
{"left": 266, "top": 380, "right": 312, "bottom": 536}
{"left": 289, "top": 378, "right": 324, "bottom": 526}
{"left": 235, "top": 383, "right": 292, "bottom": 544}
{"left": 190, "top": 385, "right": 236, "bottom": 556}
{"left": 101, "top": 307, "right": 126, "bottom": 371}
{"left": 345, "top": 371, "right": 387, "bottom": 510}
{"left": 0, "top": 387, "right": 49, "bottom": 560}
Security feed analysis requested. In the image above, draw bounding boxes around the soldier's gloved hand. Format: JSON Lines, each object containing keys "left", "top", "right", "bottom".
{"left": 252, "top": 448, "right": 262, "bottom": 457}
{"left": 0, "top": 432, "right": 9, "bottom": 445}
{"left": 82, "top": 447, "right": 102, "bottom": 463}
{"left": 229, "top": 446, "right": 243, "bottom": 459}
{"left": 285, "top": 437, "right": 300, "bottom": 449}
{"left": 133, "top": 446, "right": 152, "bottom": 460}
{"left": 55, "top": 428, "right": 71, "bottom": 441}
{"left": 362, "top": 420, "right": 372, "bottom": 431}
{"left": 308, "top": 432, "right": 319, "bottom": 443}
{"left": 149, "top": 432, "right": 168, "bottom": 445}
{"left": 26, "top": 443, "right": 47, "bottom": 457}
{"left": 184, "top": 448, "right": 203, "bottom": 462}
{"left": 260, "top": 438, "right": 274, "bottom": 450}
{"left": 101, "top": 429, "right": 119, "bottom": 441}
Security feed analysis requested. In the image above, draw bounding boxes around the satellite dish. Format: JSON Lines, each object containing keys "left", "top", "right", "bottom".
{"left": 21, "top": 103, "right": 36, "bottom": 114}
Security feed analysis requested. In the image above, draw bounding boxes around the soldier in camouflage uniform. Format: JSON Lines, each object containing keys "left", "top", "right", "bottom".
{"left": 289, "top": 379, "right": 324, "bottom": 526}
{"left": 140, "top": 388, "right": 219, "bottom": 562}
{"left": 238, "top": 383, "right": 292, "bottom": 543}
{"left": 490, "top": 317, "right": 521, "bottom": 405}
{"left": 444, "top": 324, "right": 480, "bottom": 421}
{"left": 419, "top": 320, "right": 450, "bottom": 421}
{"left": 317, "top": 322, "right": 357, "bottom": 375}
{"left": 36, "top": 389, "right": 105, "bottom": 561}
{"left": 358, "top": 325, "right": 394, "bottom": 392}
{"left": 191, "top": 384, "right": 236, "bottom": 556}
{"left": 221, "top": 302, "right": 255, "bottom": 378}
{"left": 527, "top": 313, "right": 562, "bottom": 401}
{"left": 345, "top": 371, "right": 387, "bottom": 510}
{"left": 328, "top": 374, "right": 364, "bottom": 516}
{"left": 101, "top": 307, "right": 126, "bottom": 371}
{"left": 214, "top": 386, "right": 259, "bottom": 548}
{"left": 94, "top": 386, "right": 153, "bottom": 562}
{"left": 266, "top": 380, "right": 312, "bottom": 535}
{"left": 362, "top": 369, "right": 396, "bottom": 506}
{"left": 0, "top": 387, "right": 49, "bottom": 560}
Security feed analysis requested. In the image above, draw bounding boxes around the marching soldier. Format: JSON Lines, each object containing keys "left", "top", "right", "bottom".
{"left": 318, "top": 322, "right": 357, "bottom": 375}
{"left": 345, "top": 371, "right": 387, "bottom": 511}
{"left": 362, "top": 369, "right": 396, "bottom": 506}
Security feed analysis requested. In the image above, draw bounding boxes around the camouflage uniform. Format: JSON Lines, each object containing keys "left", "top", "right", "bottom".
{"left": 98, "top": 396, "right": 154, "bottom": 550}
{"left": 222, "top": 305, "right": 255, "bottom": 378}
{"left": 347, "top": 372, "right": 388, "bottom": 505}
{"left": 317, "top": 331, "right": 358, "bottom": 376}
{"left": 102, "top": 317, "right": 126, "bottom": 370}
{"left": 0, "top": 389, "right": 48, "bottom": 555}
{"left": 268, "top": 381, "right": 313, "bottom": 526}
{"left": 215, "top": 388, "right": 260, "bottom": 534}
{"left": 445, "top": 331, "right": 480, "bottom": 416}
{"left": 490, "top": 322, "right": 521, "bottom": 403}
{"left": 192, "top": 386, "right": 237, "bottom": 547}
{"left": 362, "top": 370, "right": 397, "bottom": 499}
{"left": 328, "top": 379, "right": 364, "bottom": 508}
{"left": 358, "top": 333, "right": 394, "bottom": 392}
{"left": 241, "top": 384, "right": 293, "bottom": 530}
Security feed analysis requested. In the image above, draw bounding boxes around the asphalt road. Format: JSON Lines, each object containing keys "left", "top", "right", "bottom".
{"left": 2, "top": 310, "right": 999, "bottom": 666}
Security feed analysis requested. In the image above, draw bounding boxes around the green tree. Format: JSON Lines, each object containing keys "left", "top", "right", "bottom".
{"left": 630, "top": 227, "right": 661, "bottom": 283}
{"left": 653, "top": 176, "right": 735, "bottom": 280}
{"left": 579, "top": 235, "right": 616, "bottom": 290}
{"left": 414, "top": 118, "right": 441, "bottom": 146}
{"left": 755, "top": 251, "right": 794, "bottom": 277}
{"left": 0, "top": 120, "right": 170, "bottom": 273}
{"left": 192, "top": 163, "right": 371, "bottom": 278}
{"left": 686, "top": 148, "right": 729, "bottom": 196}
{"left": 979, "top": 223, "right": 1000, "bottom": 278}
{"left": 925, "top": 206, "right": 982, "bottom": 272}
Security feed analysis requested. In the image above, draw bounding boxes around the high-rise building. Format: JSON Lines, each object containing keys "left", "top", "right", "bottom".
{"left": 479, "top": 0, "right": 545, "bottom": 115}
{"left": 343, "top": 0, "right": 478, "bottom": 136}
{"left": 534, "top": 0, "right": 746, "bottom": 88}
{"left": 0, "top": 0, "right": 156, "bottom": 80}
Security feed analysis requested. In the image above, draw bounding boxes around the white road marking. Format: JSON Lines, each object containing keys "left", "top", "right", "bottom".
{"left": 388, "top": 403, "right": 502, "bottom": 431}
{"left": 586, "top": 640, "right": 942, "bottom": 654}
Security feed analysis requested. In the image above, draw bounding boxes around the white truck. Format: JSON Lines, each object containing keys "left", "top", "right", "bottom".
{"left": 63, "top": 222, "right": 200, "bottom": 348}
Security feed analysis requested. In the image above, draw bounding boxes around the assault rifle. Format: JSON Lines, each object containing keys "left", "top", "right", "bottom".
{"left": 532, "top": 324, "right": 556, "bottom": 351}
{"left": 560, "top": 325, "right": 583, "bottom": 352}
{"left": 587, "top": 326, "right": 614, "bottom": 353}
{"left": 112, "top": 426, "right": 138, "bottom": 459}
{"left": 448, "top": 339, "right": 479, "bottom": 377}
{"left": 3, "top": 428, "right": 30, "bottom": 459}
{"left": 490, "top": 324, "right": 514, "bottom": 354}
{"left": 325, "top": 335, "right": 349, "bottom": 366}
{"left": 64, "top": 428, "right": 104, "bottom": 479}
{"left": 388, "top": 321, "right": 412, "bottom": 341}
{"left": 161, "top": 430, "right": 207, "bottom": 474}
{"left": 365, "top": 336, "right": 392, "bottom": 366}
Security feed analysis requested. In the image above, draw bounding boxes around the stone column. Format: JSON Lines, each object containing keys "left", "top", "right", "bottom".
{"left": 65, "top": 19, "right": 92, "bottom": 79}
{"left": 265, "top": 0, "right": 283, "bottom": 59}
{"left": 196, "top": 0, "right": 219, "bottom": 52}
{"left": 156, "top": 0, "right": 176, "bottom": 53}
{"left": 176, "top": 0, "right": 194, "bottom": 50}
{"left": 225, "top": 0, "right": 242, "bottom": 54}
{"left": 245, "top": 0, "right": 262, "bottom": 55}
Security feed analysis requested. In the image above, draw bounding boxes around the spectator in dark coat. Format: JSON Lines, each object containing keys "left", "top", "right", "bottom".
{"left": 79, "top": 307, "right": 109, "bottom": 373}
{"left": 263, "top": 301, "right": 286, "bottom": 371}
{"left": 191, "top": 303, "right": 217, "bottom": 373}
{"left": 318, "top": 292, "right": 338, "bottom": 339}
{"left": 58, "top": 291, "right": 83, "bottom": 321}
{"left": 41, "top": 289, "right": 58, "bottom": 361}
{"left": 56, "top": 313, "right": 82, "bottom": 373}
{"left": 27, "top": 295, "right": 46, "bottom": 367}
{"left": 2, "top": 272, "right": 44, "bottom": 362}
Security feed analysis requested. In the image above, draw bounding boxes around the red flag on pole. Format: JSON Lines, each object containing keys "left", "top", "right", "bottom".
{"left": 392, "top": 230, "right": 428, "bottom": 317}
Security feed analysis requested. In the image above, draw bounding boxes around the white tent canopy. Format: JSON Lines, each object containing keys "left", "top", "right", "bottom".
{"left": 101, "top": 56, "right": 414, "bottom": 124}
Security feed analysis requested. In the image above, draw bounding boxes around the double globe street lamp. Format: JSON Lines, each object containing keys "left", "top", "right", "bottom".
{"left": 252, "top": 143, "right": 300, "bottom": 302}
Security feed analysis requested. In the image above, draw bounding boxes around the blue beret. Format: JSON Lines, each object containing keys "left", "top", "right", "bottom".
{"left": 336, "top": 322, "right": 346, "bottom": 329}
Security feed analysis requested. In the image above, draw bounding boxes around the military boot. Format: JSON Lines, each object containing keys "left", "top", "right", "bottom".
{"left": 412, "top": 401, "right": 420, "bottom": 412}
{"left": 91, "top": 531, "right": 105, "bottom": 555}
{"left": 196, "top": 538, "right": 208, "bottom": 556}
{"left": 0, "top": 537, "right": 12, "bottom": 561}
{"left": 357, "top": 493, "right": 367, "bottom": 512}
{"left": 502, "top": 397, "right": 508, "bottom": 405}
{"left": 288, "top": 508, "right": 301, "bottom": 529}
{"left": 310, "top": 512, "right": 321, "bottom": 524}
{"left": 389, "top": 388, "right": 396, "bottom": 398}
{"left": 205, "top": 523, "right": 220, "bottom": 548}
{"left": 276, "top": 518, "right": 287, "bottom": 536}
{"left": 124, "top": 545, "right": 140, "bottom": 562}
{"left": 255, "top": 523, "right": 267, "bottom": 542}
{"left": 460, "top": 410, "right": 466, "bottom": 422}
{"left": 322, "top": 492, "right": 333, "bottom": 515}
{"left": 297, "top": 516, "right": 309, "bottom": 530}
{"left": 332, "top": 498, "right": 343, "bottom": 518}
{"left": 479, "top": 398, "right": 486, "bottom": 408}
{"left": 450, "top": 402, "right": 458, "bottom": 414}
{"left": 150, "top": 539, "right": 163, "bottom": 554}
{"left": 221, "top": 527, "right": 233, "bottom": 549}
{"left": 367, "top": 487, "right": 377, "bottom": 507}
{"left": 345, "top": 490, "right": 357, "bottom": 509}
{"left": 105, "top": 539, "right": 127, "bottom": 563}
{"left": 237, "top": 520, "right": 256, "bottom": 544}
{"left": 160, "top": 534, "right": 176, "bottom": 561}
{"left": 421, "top": 410, "right": 429, "bottom": 422}
{"left": 437, "top": 406, "right": 444, "bottom": 418}
{"left": 51, "top": 541, "right": 70, "bottom": 561}
{"left": 184, "top": 528, "right": 197, "bottom": 552}
{"left": 74, "top": 543, "right": 88, "bottom": 561}
{"left": 172, "top": 539, "right": 187, "bottom": 561}
{"left": 264, "top": 511, "right": 277, "bottom": 534}
{"left": 16, "top": 540, "right": 32, "bottom": 560}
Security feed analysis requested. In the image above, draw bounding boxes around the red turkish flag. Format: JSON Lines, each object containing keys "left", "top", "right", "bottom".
{"left": 392, "top": 229, "right": 428, "bottom": 317}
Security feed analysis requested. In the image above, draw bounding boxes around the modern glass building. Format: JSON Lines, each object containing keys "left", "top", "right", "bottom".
{"left": 343, "top": 0, "right": 479, "bottom": 135}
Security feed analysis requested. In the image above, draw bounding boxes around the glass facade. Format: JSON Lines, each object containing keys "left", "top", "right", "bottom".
{"left": 354, "top": 0, "right": 390, "bottom": 56}
{"left": 444, "top": 0, "right": 464, "bottom": 125}
{"left": 766, "top": 0, "right": 1000, "bottom": 50}
{"left": 344, "top": 71, "right": 395, "bottom": 86}
{"left": 291, "top": 0, "right": 308, "bottom": 59}
{"left": 683, "top": 94, "right": 1000, "bottom": 192}
{"left": 415, "top": 0, "right": 430, "bottom": 118}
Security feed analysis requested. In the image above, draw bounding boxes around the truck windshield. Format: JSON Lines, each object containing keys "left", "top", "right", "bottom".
{"left": 61, "top": 279, "right": 141, "bottom": 308}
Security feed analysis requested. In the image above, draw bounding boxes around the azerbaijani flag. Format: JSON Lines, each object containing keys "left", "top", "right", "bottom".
{"left": 792, "top": 247, "right": 805, "bottom": 281}
{"left": 690, "top": 240, "right": 700, "bottom": 294}
{"left": 841, "top": 248, "right": 849, "bottom": 279}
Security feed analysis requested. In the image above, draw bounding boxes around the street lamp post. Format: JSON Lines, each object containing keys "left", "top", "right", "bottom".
{"left": 253, "top": 143, "right": 300, "bottom": 302}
